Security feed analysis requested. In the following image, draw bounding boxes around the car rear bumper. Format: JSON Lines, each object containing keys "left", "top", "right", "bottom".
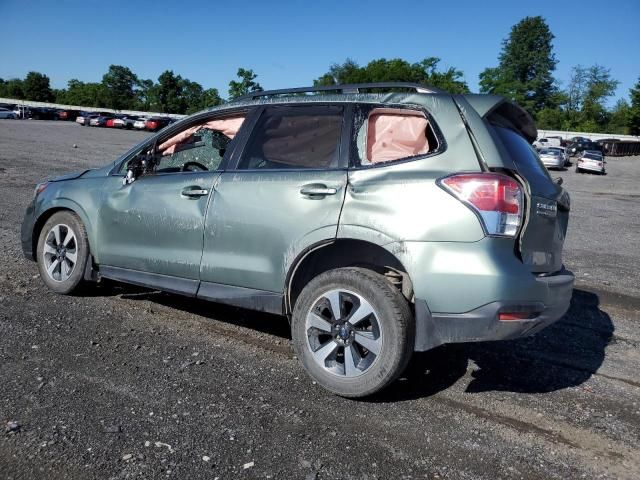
{"left": 384, "top": 239, "right": 574, "bottom": 351}
{"left": 413, "top": 269, "right": 573, "bottom": 351}
{"left": 577, "top": 163, "right": 604, "bottom": 173}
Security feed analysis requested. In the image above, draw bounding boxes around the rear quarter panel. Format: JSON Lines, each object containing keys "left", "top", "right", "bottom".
{"left": 339, "top": 94, "right": 485, "bottom": 245}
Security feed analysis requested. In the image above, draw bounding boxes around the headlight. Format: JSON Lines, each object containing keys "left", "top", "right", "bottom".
{"left": 34, "top": 182, "right": 49, "bottom": 198}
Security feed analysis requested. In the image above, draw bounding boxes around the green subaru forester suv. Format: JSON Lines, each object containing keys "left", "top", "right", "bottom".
{"left": 21, "top": 83, "right": 574, "bottom": 397}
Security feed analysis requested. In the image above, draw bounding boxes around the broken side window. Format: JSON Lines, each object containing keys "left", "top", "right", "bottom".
{"left": 354, "top": 107, "right": 438, "bottom": 166}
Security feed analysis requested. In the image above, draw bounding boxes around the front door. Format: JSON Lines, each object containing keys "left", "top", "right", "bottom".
{"left": 96, "top": 125, "right": 235, "bottom": 288}
{"left": 199, "top": 105, "right": 348, "bottom": 294}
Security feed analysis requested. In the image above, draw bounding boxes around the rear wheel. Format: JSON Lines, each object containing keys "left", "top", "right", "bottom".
{"left": 36, "top": 211, "right": 90, "bottom": 294}
{"left": 291, "top": 267, "right": 414, "bottom": 397}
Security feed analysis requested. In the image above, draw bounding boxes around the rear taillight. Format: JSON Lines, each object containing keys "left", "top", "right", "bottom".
{"left": 439, "top": 173, "right": 523, "bottom": 237}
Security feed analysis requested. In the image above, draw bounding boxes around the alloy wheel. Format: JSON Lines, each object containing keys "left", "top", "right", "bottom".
{"left": 305, "top": 289, "right": 383, "bottom": 377}
{"left": 42, "top": 224, "right": 78, "bottom": 282}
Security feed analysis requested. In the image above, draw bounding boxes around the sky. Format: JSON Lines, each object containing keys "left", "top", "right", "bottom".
{"left": 1, "top": 0, "right": 639, "bottom": 104}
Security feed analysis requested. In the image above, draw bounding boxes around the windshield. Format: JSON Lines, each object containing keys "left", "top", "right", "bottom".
{"left": 583, "top": 153, "right": 602, "bottom": 160}
{"left": 540, "top": 149, "right": 558, "bottom": 156}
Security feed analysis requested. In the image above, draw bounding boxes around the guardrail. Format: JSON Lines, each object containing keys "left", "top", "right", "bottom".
{"left": 0, "top": 97, "right": 187, "bottom": 119}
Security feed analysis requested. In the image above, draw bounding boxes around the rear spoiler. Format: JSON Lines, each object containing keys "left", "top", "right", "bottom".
{"left": 462, "top": 94, "right": 537, "bottom": 144}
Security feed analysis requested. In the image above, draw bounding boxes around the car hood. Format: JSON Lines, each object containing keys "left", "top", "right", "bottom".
{"left": 48, "top": 170, "right": 90, "bottom": 182}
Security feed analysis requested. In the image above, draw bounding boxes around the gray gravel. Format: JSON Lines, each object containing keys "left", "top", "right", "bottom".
{"left": 1, "top": 120, "right": 639, "bottom": 479}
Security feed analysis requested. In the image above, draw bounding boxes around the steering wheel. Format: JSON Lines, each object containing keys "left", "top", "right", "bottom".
{"left": 182, "top": 161, "right": 209, "bottom": 172}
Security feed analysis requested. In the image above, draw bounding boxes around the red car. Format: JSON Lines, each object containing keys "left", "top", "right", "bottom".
{"left": 145, "top": 117, "right": 172, "bottom": 132}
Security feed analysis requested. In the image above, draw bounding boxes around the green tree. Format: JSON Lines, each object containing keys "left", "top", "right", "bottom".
{"left": 582, "top": 65, "right": 618, "bottom": 126}
{"left": 5, "top": 78, "right": 25, "bottom": 99}
{"left": 627, "top": 77, "right": 640, "bottom": 135}
{"left": 57, "top": 79, "right": 108, "bottom": 107}
{"left": 157, "top": 70, "right": 187, "bottom": 113}
{"left": 607, "top": 99, "right": 630, "bottom": 134}
{"left": 228, "top": 68, "right": 263, "bottom": 99}
{"left": 479, "top": 16, "right": 558, "bottom": 116}
{"left": 202, "top": 88, "right": 223, "bottom": 108}
{"left": 23, "top": 71, "right": 54, "bottom": 102}
{"left": 314, "top": 57, "right": 469, "bottom": 94}
{"left": 102, "top": 65, "right": 139, "bottom": 110}
{"left": 135, "top": 78, "right": 156, "bottom": 111}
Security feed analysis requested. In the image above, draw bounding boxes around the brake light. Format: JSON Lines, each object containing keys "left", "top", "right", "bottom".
{"left": 439, "top": 173, "right": 523, "bottom": 237}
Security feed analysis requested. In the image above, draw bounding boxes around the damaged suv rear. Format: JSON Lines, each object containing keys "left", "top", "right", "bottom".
{"left": 22, "top": 83, "right": 573, "bottom": 397}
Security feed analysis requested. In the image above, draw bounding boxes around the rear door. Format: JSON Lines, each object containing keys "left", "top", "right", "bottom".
{"left": 455, "top": 95, "right": 569, "bottom": 274}
{"left": 199, "top": 104, "right": 348, "bottom": 294}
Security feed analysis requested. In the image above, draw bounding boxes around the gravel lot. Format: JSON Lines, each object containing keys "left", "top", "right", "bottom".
{"left": 1, "top": 120, "right": 639, "bottom": 479}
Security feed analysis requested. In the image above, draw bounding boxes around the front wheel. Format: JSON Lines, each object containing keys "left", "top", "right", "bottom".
{"left": 291, "top": 267, "right": 414, "bottom": 398}
{"left": 36, "top": 211, "right": 90, "bottom": 294}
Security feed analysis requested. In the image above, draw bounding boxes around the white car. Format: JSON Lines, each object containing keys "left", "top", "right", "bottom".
{"left": 576, "top": 152, "right": 606, "bottom": 174}
{"left": 539, "top": 148, "right": 564, "bottom": 170}
{"left": 533, "top": 137, "right": 561, "bottom": 150}
{"left": 133, "top": 117, "right": 148, "bottom": 130}
{"left": 0, "top": 107, "right": 17, "bottom": 119}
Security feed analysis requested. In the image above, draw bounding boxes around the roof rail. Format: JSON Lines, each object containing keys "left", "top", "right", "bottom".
{"left": 233, "top": 82, "right": 447, "bottom": 101}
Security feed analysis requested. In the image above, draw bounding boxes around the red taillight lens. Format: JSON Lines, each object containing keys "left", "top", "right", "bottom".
{"left": 499, "top": 311, "right": 539, "bottom": 321}
{"left": 439, "top": 173, "right": 523, "bottom": 237}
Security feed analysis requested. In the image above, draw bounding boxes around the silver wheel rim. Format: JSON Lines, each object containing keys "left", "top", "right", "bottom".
{"left": 42, "top": 224, "right": 78, "bottom": 282}
{"left": 306, "top": 289, "right": 383, "bottom": 378}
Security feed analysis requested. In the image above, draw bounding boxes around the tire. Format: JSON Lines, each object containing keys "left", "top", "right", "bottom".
{"left": 36, "top": 211, "right": 90, "bottom": 295}
{"left": 291, "top": 267, "right": 414, "bottom": 398}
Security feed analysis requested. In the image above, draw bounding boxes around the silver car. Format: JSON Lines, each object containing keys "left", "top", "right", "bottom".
{"left": 0, "top": 107, "right": 17, "bottom": 119}
{"left": 539, "top": 148, "right": 564, "bottom": 170}
{"left": 548, "top": 146, "right": 569, "bottom": 166}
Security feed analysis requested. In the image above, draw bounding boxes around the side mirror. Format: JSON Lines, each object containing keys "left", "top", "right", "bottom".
{"left": 122, "top": 149, "right": 160, "bottom": 185}
{"left": 554, "top": 177, "right": 563, "bottom": 186}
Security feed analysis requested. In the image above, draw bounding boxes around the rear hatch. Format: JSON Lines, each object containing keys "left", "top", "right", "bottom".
{"left": 459, "top": 96, "right": 570, "bottom": 274}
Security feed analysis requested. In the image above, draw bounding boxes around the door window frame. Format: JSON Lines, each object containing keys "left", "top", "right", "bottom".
{"left": 348, "top": 103, "right": 447, "bottom": 170}
{"left": 109, "top": 106, "right": 258, "bottom": 177}
{"left": 226, "top": 103, "right": 353, "bottom": 172}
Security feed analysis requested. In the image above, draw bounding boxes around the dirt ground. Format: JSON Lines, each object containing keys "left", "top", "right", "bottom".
{"left": 1, "top": 120, "right": 639, "bottom": 479}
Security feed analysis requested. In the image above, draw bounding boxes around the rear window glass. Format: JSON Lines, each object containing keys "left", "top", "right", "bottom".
{"left": 493, "top": 126, "right": 555, "bottom": 191}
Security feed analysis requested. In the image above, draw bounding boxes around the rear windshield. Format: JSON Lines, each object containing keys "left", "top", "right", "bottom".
{"left": 492, "top": 126, "right": 557, "bottom": 198}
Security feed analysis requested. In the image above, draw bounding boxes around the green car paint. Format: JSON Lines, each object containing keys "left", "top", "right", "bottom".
{"left": 22, "top": 87, "right": 574, "bottom": 353}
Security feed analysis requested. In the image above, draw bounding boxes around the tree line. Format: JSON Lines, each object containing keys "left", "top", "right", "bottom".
{"left": 0, "top": 66, "right": 263, "bottom": 115}
{"left": 1, "top": 16, "right": 638, "bottom": 134}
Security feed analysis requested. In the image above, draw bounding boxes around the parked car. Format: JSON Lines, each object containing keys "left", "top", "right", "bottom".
{"left": 76, "top": 112, "right": 104, "bottom": 126}
{"left": 548, "top": 146, "right": 570, "bottom": 166}
{"left": 145, "top": 116, "right": 172, "bottom": 131}
{"left": 533, "top": 137, "right": 561, "bottom": 150}
{"left": 0, "top": 107, "right": 17, "bottom": 119}
{"left": 59, "top": 110, "right": 81, "bottom": 121}
{"left": 133, "top": 117, "right": 149, "bottom": 130}
{"left": 576, "top": 151, "right": 606, "bottom": 174}
{"left": 111, "top": 115, "right": 140, "bottom": 129}
{"left": 13, "top": 105, "right": 32, "bottom": 119}
{"left": 29, "top": 108, "right": 59, "bottom": 120}
{"left": 566, "top": 140, "right": 603, "bottom": 157}
{"left": 538, "top": 148, "right": 564, "bottom": 170}
{"left": 89, "top": 114, "right": 115, "bottom": 127}
{"left": 21, "top": 83, "right": 574, "bottom": 397}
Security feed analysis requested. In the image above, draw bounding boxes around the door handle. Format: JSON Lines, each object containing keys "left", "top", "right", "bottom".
{"left": 300, "top": 185, "right": 338, "bottom": 197}
{"left": 181, "top": 187, "right": 209, "bottom": 198}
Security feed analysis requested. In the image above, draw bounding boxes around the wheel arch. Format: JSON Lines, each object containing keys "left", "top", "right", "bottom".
{"left": 285, "top": 238, "right": 414, "bottom": 315}
{"left": 32, "top": 202, "right": 93, "bottom": 262}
